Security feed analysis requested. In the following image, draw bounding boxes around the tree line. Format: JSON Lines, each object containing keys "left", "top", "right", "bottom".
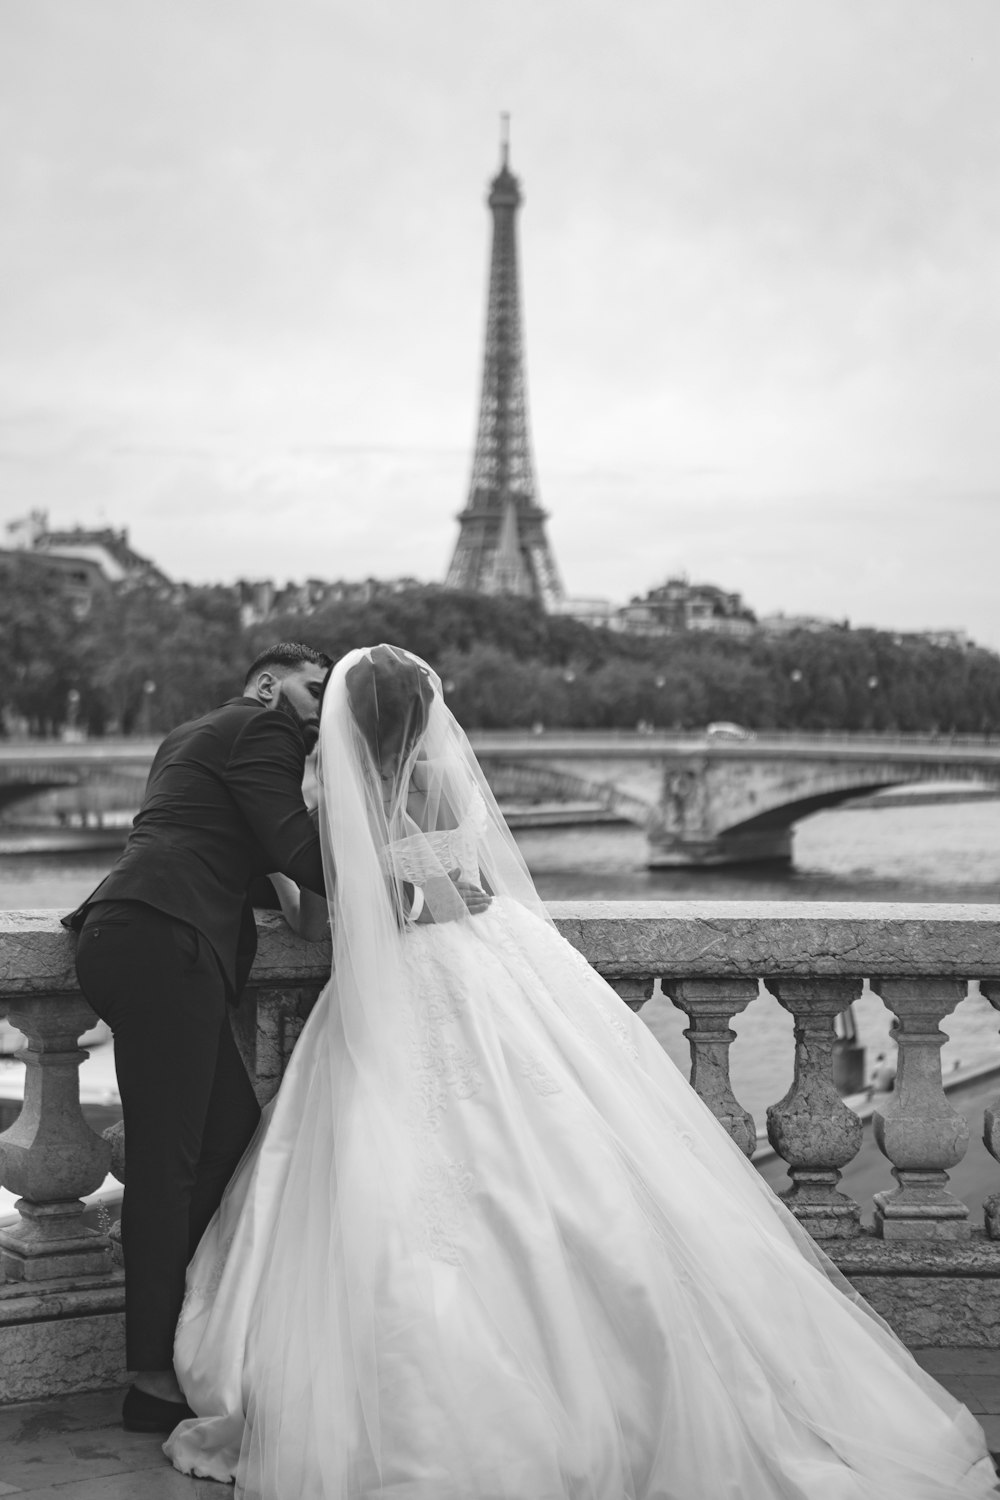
{"left": 3, "top": 558, "right": 999, "bottom": 737}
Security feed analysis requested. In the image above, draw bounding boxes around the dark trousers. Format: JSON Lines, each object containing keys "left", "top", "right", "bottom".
{"left": 74, "top": 901, "right": 261, "bottom": 1371}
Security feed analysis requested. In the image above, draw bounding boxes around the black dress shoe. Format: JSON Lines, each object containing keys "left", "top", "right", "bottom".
{"left": 122, "top": 1383, "right": 196, "bottom": 1432}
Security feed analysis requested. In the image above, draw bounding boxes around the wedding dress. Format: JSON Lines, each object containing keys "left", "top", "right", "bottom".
{"left": 165, "top": 645, "right": 997, "bottom": 1499}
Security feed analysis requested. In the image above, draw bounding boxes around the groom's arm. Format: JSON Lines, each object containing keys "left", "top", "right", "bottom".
{"left": 225, "top": 712, "right": 326, "bottom": 895}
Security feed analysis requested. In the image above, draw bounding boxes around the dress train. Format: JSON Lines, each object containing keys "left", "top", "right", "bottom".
{"left": 165, "top": 899, "right": 997, "bottom": 1499}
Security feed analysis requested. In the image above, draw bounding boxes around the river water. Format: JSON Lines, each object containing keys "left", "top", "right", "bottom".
{"left": 2, "top": 798, "right": 999, "bottom": 1136}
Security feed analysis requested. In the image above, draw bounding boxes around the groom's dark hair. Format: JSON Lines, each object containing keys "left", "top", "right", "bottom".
{"left": 243, "top": 642, "right": 332, "bottom": 688}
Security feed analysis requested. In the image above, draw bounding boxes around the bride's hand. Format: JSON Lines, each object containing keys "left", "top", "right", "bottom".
{"left": 454, "top": 876, "right": 491, "bottom": 915}
{"left": 415, "top": 870, "right": 492, "bottom": 923}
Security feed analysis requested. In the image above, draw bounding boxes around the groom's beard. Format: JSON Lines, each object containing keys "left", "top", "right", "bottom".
{"left": 274, "top": 692, "right": 320, "bottom": 753}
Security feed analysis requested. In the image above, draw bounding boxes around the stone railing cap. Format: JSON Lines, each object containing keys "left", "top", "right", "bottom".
{"left": 2, "top": 903, "right": 1000, "bottom": 1002}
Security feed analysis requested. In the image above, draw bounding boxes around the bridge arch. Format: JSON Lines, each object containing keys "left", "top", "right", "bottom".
{"left": 721, "top": 781, "right": 929, "bottom": 836}
{"left": 711, "top": 762, "right": 1000, "bottom": 842}
{"left": 0, "top": 765, "right": 150, "bottom": 818}
{"left": 0, "top": 772, "right": 87, "bottom": 816}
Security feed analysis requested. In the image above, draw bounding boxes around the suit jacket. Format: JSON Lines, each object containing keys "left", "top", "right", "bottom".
{"left": 64, "top": 696, "right": 326, "bottom": 997}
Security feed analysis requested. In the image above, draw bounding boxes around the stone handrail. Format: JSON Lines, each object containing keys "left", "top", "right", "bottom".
{"left": 3, "top": 902, "right": 1000, "bottom": 1358}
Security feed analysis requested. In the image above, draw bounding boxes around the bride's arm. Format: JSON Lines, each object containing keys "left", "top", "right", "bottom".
{"left": 267, "top": 871, "right": 330, "bottom": 941}
{"left": 396, "top": 768, "right": 490, "bottom": 921}
{"left": 403, "top": 871, "right": 490, "bottom": 923}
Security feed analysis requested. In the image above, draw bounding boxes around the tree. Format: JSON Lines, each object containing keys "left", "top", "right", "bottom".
{"left": 0, "top": 556, "right": 82, "bottom": 735}
{"left": 7, "top": 568, "right": 997, "bottom": 738}
{"left": 78, "top": 587, "right": 244, "bottom": 734}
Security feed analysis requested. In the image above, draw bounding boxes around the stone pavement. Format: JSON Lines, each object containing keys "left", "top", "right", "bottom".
{"left": 914, "top": 1347, "right": 1000, "bottom": 1455}
{"left": 1, "top": 1355, "right": 999, "bottom": 1496}
{"left": 0, "top": 1388, "right": 216, "bottom": 1499}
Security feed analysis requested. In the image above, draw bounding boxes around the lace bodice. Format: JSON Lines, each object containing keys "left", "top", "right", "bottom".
{"left": 385, "top": 795, "right": 488, "bottom": 885}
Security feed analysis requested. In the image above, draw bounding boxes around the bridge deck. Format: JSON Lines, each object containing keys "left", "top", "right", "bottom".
{"left": 4, "top": 732, "right": 1000, "bottom": 765}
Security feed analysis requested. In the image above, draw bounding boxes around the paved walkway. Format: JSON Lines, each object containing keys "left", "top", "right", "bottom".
{"left": 2, "top": 1354, "right": 999, "bottom": 1496}
{"left": 0, "top": 1384, "right": 214, "bottom": 1498}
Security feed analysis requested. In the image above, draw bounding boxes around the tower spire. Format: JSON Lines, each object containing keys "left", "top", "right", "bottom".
{"left": 444, "top": 125, "right": 564, "bottom": 609}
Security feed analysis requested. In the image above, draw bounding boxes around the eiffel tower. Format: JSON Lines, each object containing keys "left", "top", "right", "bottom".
{"left": 445, "top": 120, "right": 564, "bottom": 609}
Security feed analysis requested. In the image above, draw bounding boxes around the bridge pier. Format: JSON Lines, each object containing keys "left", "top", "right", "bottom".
{"left": 647, "top": 827, "right": 793, "bottom": 868}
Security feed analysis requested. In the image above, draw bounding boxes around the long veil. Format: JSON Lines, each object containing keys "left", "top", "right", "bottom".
{"left": 234, "top": 645, "right": 555, "bottom": 1495}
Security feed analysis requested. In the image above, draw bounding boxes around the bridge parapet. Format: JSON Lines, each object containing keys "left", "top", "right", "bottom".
{"left": 2, "top": 902, "right": 1000, "bottom": 1399}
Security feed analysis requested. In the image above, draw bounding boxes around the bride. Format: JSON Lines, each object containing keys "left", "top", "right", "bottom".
{"left": 165, "top": 644, "right": 997, "bottom": 1499}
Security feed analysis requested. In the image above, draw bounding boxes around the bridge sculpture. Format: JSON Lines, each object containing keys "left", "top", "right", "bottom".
{"left": 3, "top": 733, "right": 1000, "bottom": 867}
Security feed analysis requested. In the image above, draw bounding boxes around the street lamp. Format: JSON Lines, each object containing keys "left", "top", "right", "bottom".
{"left": 789, "top": 668, "right": 804, "bottom": 730}
{"left": 61, "top": 687, "right": 84, "bottom": 743}
{"left": 139, "top": 680, "right": 157, "bottom": 736}
{"left": 865, "top": 675, "right": 879, "bottom": 733}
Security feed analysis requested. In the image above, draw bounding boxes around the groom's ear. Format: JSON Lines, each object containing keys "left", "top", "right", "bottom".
{"left": 252, "top": 671, "right": 278, "bottom": 705}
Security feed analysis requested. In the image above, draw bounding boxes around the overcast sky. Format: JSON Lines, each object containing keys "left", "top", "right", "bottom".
{"left": 1, "top": 1, "right": 998, "bottom": 644}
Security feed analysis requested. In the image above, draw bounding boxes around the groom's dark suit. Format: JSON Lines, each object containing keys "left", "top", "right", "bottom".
{"left": 67, "top": 696, "right": 326, "bottom": 1371}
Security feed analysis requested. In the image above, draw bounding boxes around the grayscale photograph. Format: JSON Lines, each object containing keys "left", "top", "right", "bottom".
{"left": 1, "top": 3, "right": 999, "bottom": 1496}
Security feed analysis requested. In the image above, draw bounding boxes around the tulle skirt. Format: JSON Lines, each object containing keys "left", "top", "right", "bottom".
{"left": 164, "top": 900, "right": 996, "bottom": 1498}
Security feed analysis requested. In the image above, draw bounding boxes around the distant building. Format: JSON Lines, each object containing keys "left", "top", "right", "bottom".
{"left": 235, "top": 575, "right": 424, "bottom": 627}
{"left": 757, "top": 611, "right": 841, "bottom": 636}
{"left": 0, "top": 511, "right": 170, "bottom": 616}
{"left": 236, "top": 579, "right": 277, "bottom": 627}
{"left": 615, "top": 577, "right": 756, "bottom": 637}
{"left": 901, "top": 628, "right": 972, "bottom": 651}
{"left": 550, "top": 597, "right": 616, "bottom": 628}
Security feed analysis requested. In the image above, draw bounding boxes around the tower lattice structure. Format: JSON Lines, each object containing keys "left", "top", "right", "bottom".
{"left": 445, "top": 124, "right": 564, "bottom": 609}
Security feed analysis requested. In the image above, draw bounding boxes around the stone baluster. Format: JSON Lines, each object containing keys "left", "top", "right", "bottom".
{"left": 0, "top": 995, "right": 112, "bottom": 1281}
{"left": 609, "top": 977, "right": 654, "bottom": 1014}
{"left": 975, "top": 980, "right": 1000, "bottom": 1238}
{"left": 662, "top": 978, "right": 757, "bottom": 1156}
{"left": 871, "top": 977, "right": 970, "bottom": 1240}
{"left": 765, "top": 978, "right": 864, "bottom": 1238}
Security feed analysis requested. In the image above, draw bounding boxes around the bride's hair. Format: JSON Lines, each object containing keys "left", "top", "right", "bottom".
{"left": 318, "top": 644, "right": 549, "bottom": 931}
{"left": 344, "top": 645, "right": 436, "bottom": 774}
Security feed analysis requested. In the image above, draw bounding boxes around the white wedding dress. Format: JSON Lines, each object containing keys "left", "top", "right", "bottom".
{"left": 165, "top": 647, "right": 996, "bottom": 1500}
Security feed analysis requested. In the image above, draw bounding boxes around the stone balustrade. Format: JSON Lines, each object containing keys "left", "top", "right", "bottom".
{"left": 2, "top": 900, "right": 1000, "bottom": 1400}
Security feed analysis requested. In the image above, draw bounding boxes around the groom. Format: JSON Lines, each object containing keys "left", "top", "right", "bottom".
{"left": 66, "top": 641, "right": 331, "bottom": 1432}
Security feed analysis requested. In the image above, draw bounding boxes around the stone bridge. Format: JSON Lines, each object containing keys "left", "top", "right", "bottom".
{"left": 0, "top": 741, "right": 158, "bottom": 816}
{"left": 3, "top": 732, "right": 1000, "bottom": 866}
{"left": 470, "top": 731, "right": 1000, "bottom": 866}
